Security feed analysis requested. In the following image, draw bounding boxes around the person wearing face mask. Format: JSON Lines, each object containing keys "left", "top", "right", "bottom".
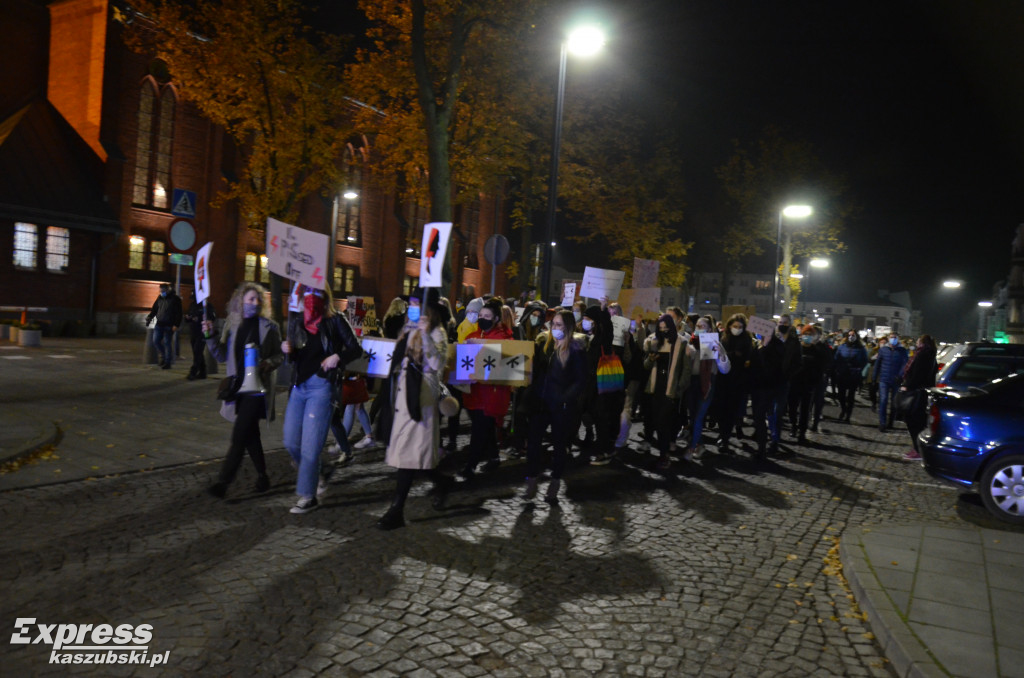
{"left": 834, "top": 330, "right": 868, "bottom": 422}
{"left": 715, "top": 314, "right": 759, "bottom": 455}
{"left": 522, "top": 309, "right": 587, "bottom": 503}
{"left": 572, "top": 300, "right": 587, "bottom": 327}
{"left": 750, "top": 314, "right": 801, "bottom": 459}
{"left": 508, "top": 302, "right": 548, "bottom": 455}
{"left": 873, "top": 332, "right": 908, "bottom": 432}
{"left": 788, "top": 325, "right": 826, "bottom": 444}
{"left": 642, "top": 314, "right": 694, "bottom": 469}
{"left": 580, "top": 304, "right": 626, "bottom": 465}
{"left": 459, "top": 299, "right": 514, "bottom": 480}
{"left": 458, "top": 297, "right": 484, "bottom": 342}
{"left": 809, "top": 326, "right": 834, "bottom": 432}
{"left": 146, "top": 283, "right": 183, "bottom": 369}
{"left": 683, "top": 316, "right": 731, "bottom": 460}
{"left": 279, "top": 285, "right": 362, "bottom": 514}
{"left": 204, "top": 283, "right": 283, "bottom": 499}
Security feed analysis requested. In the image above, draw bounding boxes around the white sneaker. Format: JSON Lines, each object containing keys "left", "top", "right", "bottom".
{"left": 316, "top": 476, "right": 330, "bottom": 497}
{"left": 290, "top": 496, "right": 319, "bottom": 514}
{"left": 354, "top": 436, "right": 375, "bottom": 450}
{"left": 327, "top": 443, "right": 341, "bottom": 457}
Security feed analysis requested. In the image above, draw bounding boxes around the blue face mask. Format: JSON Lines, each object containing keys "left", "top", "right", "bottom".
{"left": 890, "top": 337, "right": 899, "bottom": 346}
{"left": 407, "top": 306, "right": 421, "bottom": 323}
{"left": 243, "top": 303, "right": 259, "bottom": 319}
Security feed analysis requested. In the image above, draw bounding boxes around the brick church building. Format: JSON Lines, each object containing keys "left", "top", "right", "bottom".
{"left": 0, "top": 0, "right": 508, "bottom": 334}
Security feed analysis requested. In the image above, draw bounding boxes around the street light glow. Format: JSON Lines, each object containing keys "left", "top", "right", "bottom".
{"left": 978, "top": 301, "right": 993, "bottom": 307}
{"left": 567, "top": 26, "right": 605, "bottom": 57}
{"left": 343, "top": 190, "right": 358, "bottom": 200}
{"left": 790, "top": 273, "right": 804, "bottom": 279}
{"left": 809, "top": 258, "right": 830, "bottom": 268}
{"left": 782, "top": 205, "right": 812, "bottom": 219}
{"left": 943, "top": 280, "right": 962, "bottom": 289}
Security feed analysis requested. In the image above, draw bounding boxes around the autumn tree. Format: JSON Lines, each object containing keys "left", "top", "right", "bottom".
{"left": 716, "top": 125, "right": 855, "bottom": 310}
{"left": 119, "top": 0, "right": 349, "bottom": 316}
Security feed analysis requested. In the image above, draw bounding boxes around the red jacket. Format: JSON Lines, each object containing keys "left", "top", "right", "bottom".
{"left": 461, "top": 326, "right": 514, "bottom": 418}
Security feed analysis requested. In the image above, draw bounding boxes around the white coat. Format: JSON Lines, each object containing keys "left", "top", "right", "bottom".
{"left": 385, "top": 325, "right": 447, "bottom": 470}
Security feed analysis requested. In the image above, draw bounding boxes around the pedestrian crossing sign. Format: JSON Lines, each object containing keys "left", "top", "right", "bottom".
{"left": 171, "top": 189, "right": 197, "bottom": 218}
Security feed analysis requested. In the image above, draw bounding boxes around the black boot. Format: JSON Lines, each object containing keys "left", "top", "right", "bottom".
{"left": 255, "top": 475, "right": 270, "bottom": 493}
{"left": 545, "top": 478, "right": 561, "bottom": 505}
{"left": 377, "top": 505, "right": 405, "bottom": 530}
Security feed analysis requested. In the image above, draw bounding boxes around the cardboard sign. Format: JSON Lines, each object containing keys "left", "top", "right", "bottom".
{"left": 347, "top": 337, "right": 398, "bottom": 378}
{"left": 288, "top": 282, "right": 302, "bottom": 312}
{"left": 611, "top": 315, "right": 631, "bottom": 347}
{"left": 346, "top": 296, "right": 377, "bottom": 337}
{"left": 580, "top": 266, "right": 625, "bottom": 300}
{"left": 419, "top": 222, "right": 453, "bottom": 288}
{"left": 618, "top": 287, "right": 662, "bottom": 319}
{"left": 697, "top": 330, "right": 720, "bottom": 360}
{"left": 451, "top": 340, "right": 534, "bottom": 386}
{"left": 632, "top": 258, "right": 660, "bottom": 289}
{"left": 747, "top": 315, "right": 777, "bottom": 338}
{"left": 266, "top": 218, "right": 330, "bottom": 290}
{"left": 194, "top": 241, "right": 213, "bottom": 304}
{"left": 561, "top": 281, "right": 577, "bottom": 307}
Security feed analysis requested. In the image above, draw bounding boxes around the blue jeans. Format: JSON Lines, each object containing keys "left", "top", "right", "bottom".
{"left": 878, "top": 380, "right": 897, "bottom": 427}
{"left": 284, "top": 375, "right": 333, "bottom": 498}
{"left": 687, "top": 381, "right": 716, "bottom": 449}
{"left": 343, "top": 403, "right": 373, "bottom": 438}
{"left": 153, "top": 326, "right": 174, "bottom": 366}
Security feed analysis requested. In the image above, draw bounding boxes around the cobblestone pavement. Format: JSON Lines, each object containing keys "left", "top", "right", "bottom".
{"left": 0, "top": 341, "right": 995, "bottom": 675}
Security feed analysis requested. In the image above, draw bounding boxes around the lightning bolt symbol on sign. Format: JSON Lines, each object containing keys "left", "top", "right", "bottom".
{"left": 270, "top": 235, "right": 278, "bottom": 252}
{"left": 312, "top": 267, "right": 324, "bottom": 286}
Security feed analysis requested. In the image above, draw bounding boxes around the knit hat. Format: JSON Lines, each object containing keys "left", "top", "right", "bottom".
{"left": 466, "top": 297, "right": 484, "bottom": 315}
{"left": 583, "top": 305, "right": 603, "bottom": 322}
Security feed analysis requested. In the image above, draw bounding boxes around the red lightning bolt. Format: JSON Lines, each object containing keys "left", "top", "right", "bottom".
{"left": 270, "top": 235, "right": 278, "bottom": 252}
{"left": 312, "top": 267, "right": 323, "bottom": 286}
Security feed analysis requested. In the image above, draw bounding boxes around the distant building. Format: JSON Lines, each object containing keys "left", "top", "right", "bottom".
{"left": 0, "top": 0, "right": 507, "bottom": 335}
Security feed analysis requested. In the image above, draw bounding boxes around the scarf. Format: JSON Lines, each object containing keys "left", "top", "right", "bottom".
{"left": 303, "top": 295, "right": 324, "bottom": 334}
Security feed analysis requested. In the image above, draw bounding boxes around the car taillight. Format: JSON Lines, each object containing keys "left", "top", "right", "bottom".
{"left": 927, "top": 403, "right": 940, "bottom": 435}
{"left": 935, "top": 382, "right": 947, "bottom": 388}
{"left": 937, "top": 362, "right": 946, "bottom": 370}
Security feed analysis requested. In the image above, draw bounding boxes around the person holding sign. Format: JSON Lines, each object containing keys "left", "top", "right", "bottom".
{"left": 280, "top": 286, "right": 362, "bottom": 514}
{"left": 458, "top": 298, "right": 514, "bottom": 481}
{"left": 522, "top": 309, "right": 587, "bottom": 504}
{"left": 204, "top": 283, "right": 283, "bottom": 499}
{"left": 378, "top": 289, "right": 453, "bottom": 530}
{"left": 684, "top": 317, "right": 730, "bottom": 461}
{"left": 642, "top": 314, "right": 694, "bottom": 470}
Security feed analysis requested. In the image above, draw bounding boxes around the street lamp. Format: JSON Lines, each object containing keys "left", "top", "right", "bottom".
{"left": 540, "top": 24, "right": 605, "bottom": 303}
{"left": 772, "top": 204, "right": 813, "bottom": 317}
{"left": 978, "top": 301, "right": 993, "bottom": 341}
{"left": 943, "top": 280, "right": 962, "bottom": 289}
{"left": 799, "top": 257, "right": 830, "bottom": 321}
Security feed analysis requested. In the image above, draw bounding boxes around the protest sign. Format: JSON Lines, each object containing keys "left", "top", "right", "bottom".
{"left": 346, "top": 337, "right": 398, "bottom": 378}
{"left": 697, "top": 330, "right": 720, "bottom": 360}
{"left": 611, "top": 315, "right": 631, "bottom": 347}
{"left": 288, "top": 281, "right": 302, "bottom": 313}
{"left": 580, "top": 266, "right": 625, "bottom": 300}
{"left": 618, "top": 287, "right": 662, "bottom": 319}
{"left": 561, "top": 281, "right": 577, "bottom": 307}
{"left": 266, "top": 217, "right": 329, "bottom": 290}
{"left": 632, "top": 258, "right": 659, "bottom": 289}
{"left": 746, "top": 315, "right": 777, "bottom": 339}
{"left": 194, "top": 241, "right": 213, "bottom": 304}
{"left": 419, "top": 222, "right": 453, "bottom": 287}
{"left": 451, "top": 340, "right": 534, "bottom": 386}
{"left": 346, "top": 296, "right": 377, "bottom": 336}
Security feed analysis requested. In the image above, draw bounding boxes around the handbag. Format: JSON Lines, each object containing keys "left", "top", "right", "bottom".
{"left": 216, "top": 375, "right": 239, "bottom": 400}
{"left": 894, "top": 389, "right": 921, "bottom": 422}
{"left": 596, "top": 347, "right": 625, "bottom": 394}
{"left": 341, "top": 375, "right": 370, "bottom": 405}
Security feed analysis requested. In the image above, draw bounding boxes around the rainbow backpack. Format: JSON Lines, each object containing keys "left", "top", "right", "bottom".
{"left": 596, "top": 347, "right": 625, "bottom": 394}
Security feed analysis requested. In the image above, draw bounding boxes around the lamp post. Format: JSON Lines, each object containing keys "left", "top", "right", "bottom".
{"left": 540, "top": 25, "right": 605, "bottom": 303}
{"left": 978, "top": 300, "right": 993, "bottom": 341}
{"left": 796, "top": 257, "right": 830, "bottom": 322}
{"left": 772, "top": 204, "right": 813, "bottom": 318}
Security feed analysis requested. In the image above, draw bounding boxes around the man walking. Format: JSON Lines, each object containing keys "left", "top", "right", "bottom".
{"left": 873, "top": 332, "right": 908, "bottom": 431}
{"left": 146, "top": 283, "right": 182, "bottom": 369}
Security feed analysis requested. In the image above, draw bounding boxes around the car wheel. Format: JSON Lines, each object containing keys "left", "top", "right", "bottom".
{"left": 979, "top": 454, "right": 1024, "bottom": 525}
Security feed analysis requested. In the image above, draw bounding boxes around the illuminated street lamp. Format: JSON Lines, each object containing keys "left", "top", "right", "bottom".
{"left": 942, "top": 280, "right": 962, "bottom": 289}
{"left": 799, "top": 257, "right": 830, "bottom": 321}
{"left": 772, "top": 204, "right": 813, "bottom": 317}
{"left": 540, "top": 24, "right": 605, "bottom": 302}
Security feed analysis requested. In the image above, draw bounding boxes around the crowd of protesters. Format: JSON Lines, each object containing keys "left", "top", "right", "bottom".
{"left": 196, "top": 282, "right": 937, "bottom": 528}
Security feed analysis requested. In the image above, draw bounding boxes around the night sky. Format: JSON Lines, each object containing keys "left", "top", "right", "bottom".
{"left": 588, "top": 0, "right": 1024, "bottom": 339}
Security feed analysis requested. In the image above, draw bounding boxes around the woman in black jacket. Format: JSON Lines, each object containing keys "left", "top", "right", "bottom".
{"left": 901, "top": 335, "right": 937, "bottom": 461}
{"left": 716, "top": 314, "right": 759, "bottom": 454}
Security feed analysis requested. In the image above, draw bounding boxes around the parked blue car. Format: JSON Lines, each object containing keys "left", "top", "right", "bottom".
{"left": 919, "top": 373, "right": 1024, "bottom": 524}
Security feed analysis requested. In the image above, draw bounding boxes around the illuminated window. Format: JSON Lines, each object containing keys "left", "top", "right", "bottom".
{"left": 333, "top": 265, "right": 358, "bottom": 294}
{"left": 149, "top": 241, "right": 165, "bottom": 272}
{"left": 403, "top": 275, "right": 419, "bottom": 296}
{"left": 128, "top": 235, "right": 146, "bottom": 269}
{"left": 132, "top": 79, "right": 175, "bottom": 208}
{"left": 404, "top": 200, "right": 427, "bottom": 256}
{"left": 336, "top": 148, "right": 363, "bottom": 245}
{"left": 45, "top": 226, "right": 70, "bottom": 272}
{"left": 259, "top": 255, "right": 270, "bottom": 283}
{"left": 13, "top": 222, "right": 37, "bottom": 269}
{"left": 244, "top": 252, "right": 257, "bottom": 281}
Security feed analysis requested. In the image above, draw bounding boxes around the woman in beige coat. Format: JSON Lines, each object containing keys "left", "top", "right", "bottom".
{"left": 378, "top": 288, "right": 453, "bottom": 530}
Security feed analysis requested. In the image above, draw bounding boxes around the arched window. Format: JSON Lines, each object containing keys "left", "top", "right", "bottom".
{"left": 334, "top": 144, "right": 363, "bottom": 246}
{"left": 132, "top": 78, "right": 176, "bottom": 208}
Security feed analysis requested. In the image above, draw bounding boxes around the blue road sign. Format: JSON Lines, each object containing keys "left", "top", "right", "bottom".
{"left": 171, "top": 189, "right": 197, "bottom": 218}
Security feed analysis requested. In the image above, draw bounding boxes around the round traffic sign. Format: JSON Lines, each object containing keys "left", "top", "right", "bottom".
{"left": 169, "top": 219, "right": 196, "bottom": 252}
{"left": 484, "top": 234, "right": 510, "bottom": 265}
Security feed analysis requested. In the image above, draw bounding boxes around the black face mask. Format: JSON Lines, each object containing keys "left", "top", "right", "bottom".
{"left": 477, "top": 317, "right": 494, "bottom": 331}
{"left": 778, "top": 325, "right": 790, "bottom": 335}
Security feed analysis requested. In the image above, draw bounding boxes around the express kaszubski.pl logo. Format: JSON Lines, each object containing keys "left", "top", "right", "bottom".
{"left": 11, "top": 618, "right": 170, "bottom": 667}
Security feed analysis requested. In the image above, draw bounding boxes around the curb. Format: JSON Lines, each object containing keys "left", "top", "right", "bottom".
{"left": 0, "top": 421, "right": 62, "bottom": 468}
{"left": 839, "top": 528, "right": 945, "bottom": 678}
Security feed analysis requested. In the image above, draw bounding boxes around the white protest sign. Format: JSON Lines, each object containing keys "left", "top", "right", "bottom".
{"left": 611, "top": 315, "right": 631, "bottom": 347}
{"left": 632, "top": 258, "right": 660, "bottom": 289}
{"left": 561, "top": 281, "right": 577, "bottom": 307}
{"left": 194, "top": 241, "right": 213, "bottom": 303}
{"left": 747, "top": 315, "right": 777, "bottom": 339}
{"left": 419, "top": 222, "right": 453, "bottom": 288}
{"left": 618, "top": 287, "right": 662, "bottom": 318}
{"left": 453, "top": 340, "right": 533, "bottom": 386}
{"left": 347, "top": 337, "right": 398, "bottom": 378}
{"left": 697, "top": 330, "right": 720, "bottom": 360}
{"left": 266, "top": 217, "right": 329, "bottom": 290}
{"left": 288, "top": 282, "right": 302, "bottom": 312}
{"left": 580, "top": 266, "right": 625, "bottom": 300}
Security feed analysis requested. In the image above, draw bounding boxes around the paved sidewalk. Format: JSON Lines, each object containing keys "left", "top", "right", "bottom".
{"left": 3, "top": 336, "right": 1024, "bottom": 676}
